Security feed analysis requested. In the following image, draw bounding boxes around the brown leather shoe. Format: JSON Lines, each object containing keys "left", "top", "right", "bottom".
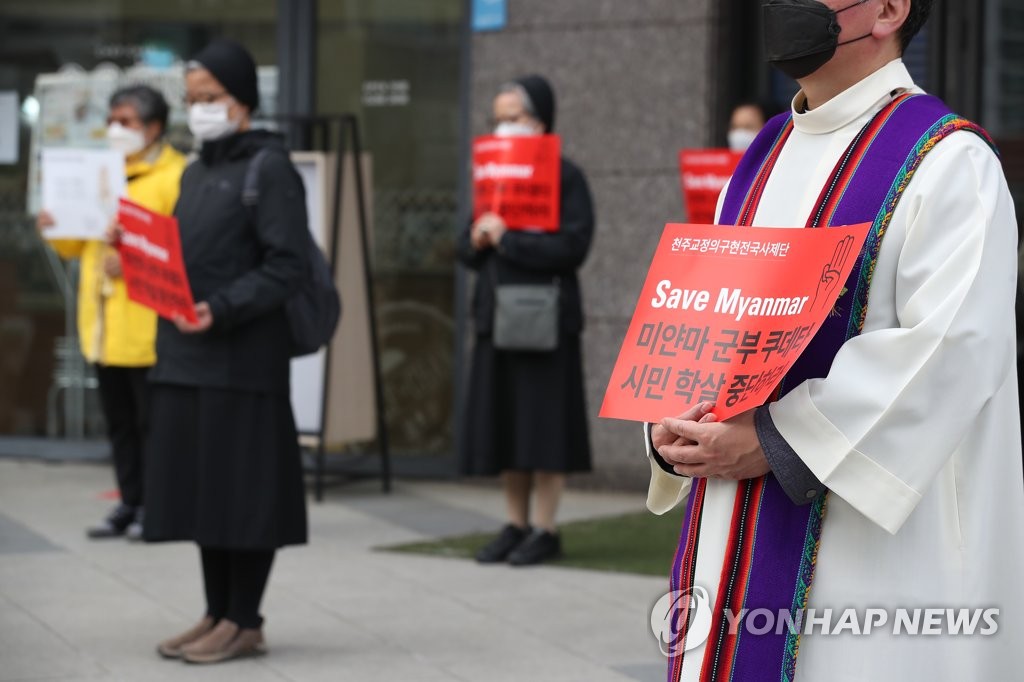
{"left": 156, "top": 616, "right": 216, "bottom": 659}
{"left": 182, "top": 619, "right": 266, "bottom": 664}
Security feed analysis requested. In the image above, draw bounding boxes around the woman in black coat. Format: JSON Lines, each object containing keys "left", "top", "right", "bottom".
{"left": 457, "top": 75, "right": 595, "bottom": 566}
{"left": 143, "top": 40, "right": 308, "bottom": 664}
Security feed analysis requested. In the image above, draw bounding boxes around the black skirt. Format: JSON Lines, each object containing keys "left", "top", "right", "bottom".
{"left": 461, "top": 335, "right": 592, "bottom": 476}
{"left": 143, "top": 383, "right": 308, "bottom": 549}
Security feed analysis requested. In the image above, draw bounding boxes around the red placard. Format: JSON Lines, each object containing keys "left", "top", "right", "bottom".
{"left": 600, "top": 222, "right": 871, "bottom": 423}
{"left": 678, "top": 149, "right": 744, "bottom": 225}
{"left": 473, "top": 134, "right": 561, "bottom": 230}
{"left": 116, "top": 198, "right": 197, "bottom": 324}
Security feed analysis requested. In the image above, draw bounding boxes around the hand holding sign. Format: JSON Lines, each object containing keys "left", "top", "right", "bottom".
{"left": 105, "top": 216, "right": 123, "bottom": 245}
{"left": 102, "top": 250, "right": 122, "bottom": 278}
{"left": 651, "top": 401, "right": 715, "bottom": 450}
{"left": 658, "top": 408, "right": 771, "bottom": 480}
{"left": 472, "top": 212, "right": 507, "bottom": 250}
{"left": 36, "top": 210, "right": 56, "bottom": 234}
{"left": 173, "top": 302, "right": 213, "bottom": 334}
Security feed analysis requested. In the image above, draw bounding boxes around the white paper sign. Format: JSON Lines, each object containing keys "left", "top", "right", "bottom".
{"left": 40, "top": 148, "right": 126, "bottom": 240}
{"left": 0, "top": 91, "right": 17, "bottom": 164}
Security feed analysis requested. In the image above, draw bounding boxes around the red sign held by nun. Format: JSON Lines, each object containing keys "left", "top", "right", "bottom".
{"left": 116, "top": 198, "right": 197, "bottom": 324}
{"left": 678, "top": 149, "right": 743, "bottom": 224}
{"left": 473, "top": 134, "right": 561, "bottom": 231}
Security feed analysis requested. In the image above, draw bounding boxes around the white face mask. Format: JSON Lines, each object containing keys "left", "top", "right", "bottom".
{"left": 188, "top": 102, "right": 240, "bottom": 142}
{"left": 494, "top": 122, "right": 540, "bottom": 138}
{"left": 106, "top": 122, "right": 147, "bottom": 157}
{"left": 728, "top": 128, "right": 758, "bottom": 153}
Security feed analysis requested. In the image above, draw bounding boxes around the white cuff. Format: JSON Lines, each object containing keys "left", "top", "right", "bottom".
{"left": 769, "top": 382, "right": 922, "bottom": 534}
{"left": 643, "top": 423, "right": 692, "bottom": 514}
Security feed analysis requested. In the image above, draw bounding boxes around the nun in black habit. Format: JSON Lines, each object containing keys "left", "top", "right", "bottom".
{"left": 456, "top": 75, "right": 595, "bottom": 566}
{"left": 144, "top": 40, "right": 308, "bottom": 664}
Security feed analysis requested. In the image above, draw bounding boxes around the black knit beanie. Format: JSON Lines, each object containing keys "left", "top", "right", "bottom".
{"left": 192, "top": 39, "right": 260, "bottom": 111}
{"left": 515, "top": 75, "right": 556, "bottom": 133}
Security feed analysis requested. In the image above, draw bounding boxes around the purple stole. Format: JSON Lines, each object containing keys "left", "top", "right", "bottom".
{"left": 667, "top": 94, "right": 995, "bottom": 682}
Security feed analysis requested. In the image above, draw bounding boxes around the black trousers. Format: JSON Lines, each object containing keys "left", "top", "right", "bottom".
{"left": 200, "top": 546, "right": 275, "bottom": 629}
{"left": 94, "top": 365, "right": 149, "bottom": 508}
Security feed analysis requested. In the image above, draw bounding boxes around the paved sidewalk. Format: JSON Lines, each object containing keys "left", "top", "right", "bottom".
{"left": 0, "top": 458, "right": 674, "bottom": 682}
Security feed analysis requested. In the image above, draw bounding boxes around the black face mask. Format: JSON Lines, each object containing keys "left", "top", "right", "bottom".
{"left": 763, "top": 0, "right": 872, "bottom": 80}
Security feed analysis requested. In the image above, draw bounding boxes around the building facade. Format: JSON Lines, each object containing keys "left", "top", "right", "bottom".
{"left": 1, "top": 0, "right": 1020, "bottom": 488}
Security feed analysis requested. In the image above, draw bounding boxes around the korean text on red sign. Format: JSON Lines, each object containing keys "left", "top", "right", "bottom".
{"left": 473, "top": 134, "right": 561, "bottom": 231}
{"left": 600, "top": 222, "right": 870, "bottom": 423}
{"left": 116, "top": 198, "right": 197, "bottom": 324}
{"left": 678, "top": 149, "right": 743, "bottom": 225}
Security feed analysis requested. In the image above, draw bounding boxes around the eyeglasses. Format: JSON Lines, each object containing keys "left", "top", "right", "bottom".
{"left": 184, "top": 91, "right": 231, "bottom": 107}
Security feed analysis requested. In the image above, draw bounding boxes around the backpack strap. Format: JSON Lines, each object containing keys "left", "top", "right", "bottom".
{"left": 242, "top": 147, "right": 273, "bottom": 210}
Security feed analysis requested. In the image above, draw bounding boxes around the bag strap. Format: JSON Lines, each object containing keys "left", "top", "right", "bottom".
{"left": 242, "top": 147, "right": 272, "bottom": 210}
{"left": 485, "top": 250, "right": 559, "bottom": 289}
{"left": 240, "top": 147, "right": 318, "bottom": 277}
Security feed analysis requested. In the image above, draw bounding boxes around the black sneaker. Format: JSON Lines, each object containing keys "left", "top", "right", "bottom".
{"left": 475, "top": 524, "right": 531, "bottom": 564}
{"left": 86, "top": 504, "right": 136, "bottom": 539}
{"left": 507, "top": 529, "right": 562, "bottom": 566}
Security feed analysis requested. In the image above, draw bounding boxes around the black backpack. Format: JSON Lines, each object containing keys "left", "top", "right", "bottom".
{"left": 243, "top": 148, "right": 341, "bottom": 357}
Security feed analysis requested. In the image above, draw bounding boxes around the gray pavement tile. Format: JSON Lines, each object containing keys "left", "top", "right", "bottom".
{"left": 0, "top": 678, "right": 115, "bottom": 682}
{"left": 389, "top": 480, "right": 647, "bottom": 526}
{"left": 614, "top": 662, "right": 668, "bottom": 682}
{"left": 0, "top": 594, "right": 106, "bottom": 681}
{"left": 262, "top": 649, "right": 458, "bottom": 682}
{"left": 439, "top": 645, "right": 634, "bottom": 682}
{"left": 0, "top": 511, "right": 61, "bottom": 555}
{"left": 0, "top": 438, "right": 109, "bottom": 464}
{"left": 0, "top": 460, "right": 672, "bottom": 682}
{"left": 99, "top": 658, "right": 288, "bottom": 682}
{"left": 334, "top": 492, "right": 499, "bottom": 538}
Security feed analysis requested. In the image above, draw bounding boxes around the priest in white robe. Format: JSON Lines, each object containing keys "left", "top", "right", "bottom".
{"left": 647, "top": 1, "right": 1024, "bottom": 680}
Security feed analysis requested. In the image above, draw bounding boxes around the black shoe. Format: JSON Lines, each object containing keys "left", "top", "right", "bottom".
{"left": 475, "top": 524, "right": 531, "bottom": 564}
{"left": 125, "top": 508, "right": 145, "bottom": 542}
{"left": 507, "top": 529, "right": 562, "bottom": 566}
{"left": 86, "top": 504, "right": 136, "bottom": 539}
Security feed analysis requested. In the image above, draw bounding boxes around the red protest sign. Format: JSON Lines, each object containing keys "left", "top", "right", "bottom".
{"left": 116, "top": 198, "right": 197, "bottom": 324}
{"left": 600, "top": 223, "right": 870, "bottom": 423}
{"left": 473, "top": 134, "right": 561, "bottom": 231}
{"left": 678, "top": 149, "right": 743, "bottom": 224}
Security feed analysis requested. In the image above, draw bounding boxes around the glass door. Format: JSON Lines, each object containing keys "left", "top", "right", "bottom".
{"left": 0, "top": 0, "right": 278, "bottom": 438}
{"left": 316, "top": 1, "right": 465, "bottom": 473}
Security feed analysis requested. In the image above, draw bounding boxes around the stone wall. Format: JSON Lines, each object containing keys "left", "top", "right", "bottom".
{"left": 469, "top": 0, "right": 718, "bottom": 488}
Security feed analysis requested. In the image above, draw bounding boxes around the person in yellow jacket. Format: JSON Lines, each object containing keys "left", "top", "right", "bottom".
{"left": 37, "top": 85, "right": 186, "bottom": 540}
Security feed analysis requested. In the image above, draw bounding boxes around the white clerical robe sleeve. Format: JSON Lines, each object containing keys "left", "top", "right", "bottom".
{"left": 769, "top": 132, "right": 1018, "bottom": 535}
{"left": 643, "top": 423, "right": 692, "bottom": 514}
